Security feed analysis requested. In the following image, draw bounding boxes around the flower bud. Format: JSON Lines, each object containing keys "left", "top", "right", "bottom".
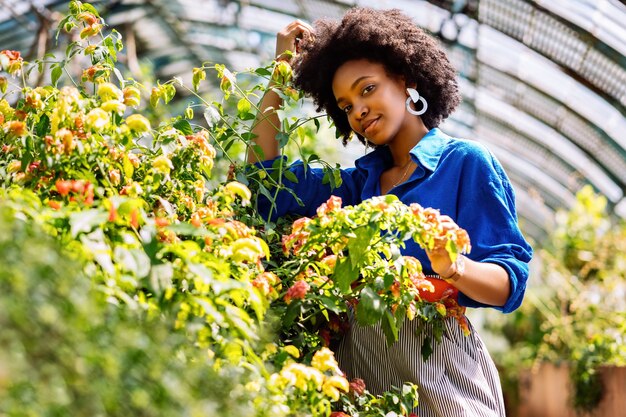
{"left": 80, "top": 23, "right": 103, "bottom": 39}
{"left": 108, "top": 169, "right": 121, "bottom": 186}
{"left": 272, "top": 60, "right": 293, "bottom": 85}
{"left": 122, "top": 86, "right": 141, "bottom": 107}
{"left": 77, "top": 12, "right": 98, "bottom": 25}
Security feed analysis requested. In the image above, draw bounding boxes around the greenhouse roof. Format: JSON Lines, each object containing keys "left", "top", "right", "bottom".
{"left": 1, "top": 0, "right": 626, "bottom": 243}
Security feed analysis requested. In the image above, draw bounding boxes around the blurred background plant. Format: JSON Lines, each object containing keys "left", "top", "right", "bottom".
{"left": 487, "top": 185, "right": 626, "bottom": 412}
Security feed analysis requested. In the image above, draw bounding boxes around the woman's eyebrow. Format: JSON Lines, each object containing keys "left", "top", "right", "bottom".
{"left": 336, "top": 75, "right": 374, "bottom": 104}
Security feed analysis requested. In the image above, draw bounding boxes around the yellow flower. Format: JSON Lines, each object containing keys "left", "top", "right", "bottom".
{"left": 101, "top": 100, "right": 126, "bottom": 114}
{"left": 7, "top": 160, "right": 21, "bottom": 173}
{"left": 283, "top": 345, "right": 300, "bottom": 358}
{"left": 122, "top": 86, "right": 141, "bottom": 107}
{"left": 85, "top": 108, "right": 110, "bottom": 132}
{"left": 224, "top": 181, "right": 251, "bottom": 206}
{"left": 84, "top": 45, "right": 97, "bottom": 55}
{"left": 125, "top": 114, "right": 151, "bottom": 134}
{"left": 230, "top": 237, "right": 268, "bottom": 263}
{"left": 55, "top": 128, "right": 74, "bottom": 154}
{"left": 311, "top": 347, "right": 341, "bottom": 374}
{"left": 322, "top": 375, "right": 349, "bottom": 401}
{"left": 0, "top": 99, "right": 14, "bottom": 118}
{"left": 80, "top": 23, "right": 103, "bottom": 39}
{"left": 152, "top": 155, "right": 174, "bottom": 175}
{"left": 279, "top": 363, "right": 324, "bottom": 391}
{"left": 97, "top": 82, "right": 123, "bottom": 101}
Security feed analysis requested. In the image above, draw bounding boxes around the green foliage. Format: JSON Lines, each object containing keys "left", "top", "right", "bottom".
{"left": 0, "top": 198, "right": 264, "bottom": 417}
{"left": 490, "top": 185, "right": 626, "bottom": 411}
{"left": 0, "top": 1, "right": 482, "bottom": 414}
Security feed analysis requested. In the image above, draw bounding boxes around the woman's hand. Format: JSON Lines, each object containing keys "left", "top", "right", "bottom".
{"left": 425, "top": 215, "right": 460, "bottom": 278}
{"left": 275, "top": 20, "right": 314, "bottom": 62}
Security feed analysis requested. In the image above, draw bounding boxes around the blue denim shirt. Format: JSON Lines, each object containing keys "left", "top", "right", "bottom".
{"left": 256, "top": 128, "right": 533, "bottom": 313}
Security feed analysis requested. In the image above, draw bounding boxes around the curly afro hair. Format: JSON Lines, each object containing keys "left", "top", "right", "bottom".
{"left": 293, "top": 7, "right": 461, "bottom": 147}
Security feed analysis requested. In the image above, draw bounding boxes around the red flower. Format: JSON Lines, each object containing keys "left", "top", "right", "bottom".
{"left": 330, "top": 413, "right": 350, "bottom": 417}
{"left": 284, "top": 280, "right": 309, "bottom": 304}
{"left": 55, "top": 180, "right": 72, "bottom": 197}
{"left": 349, "top": 378, "right": 366, "bottom": 396}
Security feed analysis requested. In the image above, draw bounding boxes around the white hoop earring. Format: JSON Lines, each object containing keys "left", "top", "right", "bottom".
{"left": 406, "top": 88, "right": 428, "bottom": 116}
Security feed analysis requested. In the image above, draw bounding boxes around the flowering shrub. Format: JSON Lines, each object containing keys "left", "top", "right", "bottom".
{"left": 0, "top": 1, "right": 474, "bottom": 415}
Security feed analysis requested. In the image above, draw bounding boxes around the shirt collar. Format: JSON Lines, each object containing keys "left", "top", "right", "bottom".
{"left": 355, "top": 128, "right": 450, "bottom": 173}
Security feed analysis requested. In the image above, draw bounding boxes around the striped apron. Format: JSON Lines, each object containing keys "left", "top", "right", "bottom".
{"left": 335, "top": 278, "right": 506, "bottom": 417}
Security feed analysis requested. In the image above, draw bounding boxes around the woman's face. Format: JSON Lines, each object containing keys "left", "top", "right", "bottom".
{"left": 332, "top": 59, "right": 415, "bottom": 146}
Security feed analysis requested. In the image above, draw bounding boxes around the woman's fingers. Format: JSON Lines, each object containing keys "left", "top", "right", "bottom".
{"left": 276, "top": 20, "right": 314, "bottom": 59}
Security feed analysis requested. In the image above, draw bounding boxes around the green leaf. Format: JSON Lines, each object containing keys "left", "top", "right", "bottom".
{"left": 283, "top": 302, "right": 303, "bottom": 329}
{"left": 356, "top": 286, "right": 385, "bottom": 326}
{"left": 421, "top": 336, "right": 434, "bottom": 361}
{"left": 241, "top": 132, "right": 258, "bottom": 142}
{"left": 81, "top": 3, "right": 100, "bottom": 15}
{"left": 69, "top": 209, "right": 109, "bottom": 238}
{"left": 114, "top": 246, "right": 150, "bottom": 278}
{"left": 149, "top": 263, "right": 174, "bottom": 295}
{"left": 254, "top": 67, "right": 272, "bottom": 77}
{"left": 122, "top": 155, "right": 134, "bottom": 179}
{"left": 347, "top": 226, "right": 376, "bottom": 269}
{"left": 51, "top": 65, "right": 63, "bottom": 87}
{"left": 35, "top": 115, "right": 50, "bottom": 137}
{"left": 237, "top": 98, "right": 251, "bottom": 117}
{"left": 334, "top": 256, "right": 359, "bottom": 294}
{"left": 167, "top": 223, "right": 206, "bottom": 236}
{"left": 318, "top": 296, "right": 344, "bottom": 314}
{"left": 382, "top": 309, "right": 399, "bottom": 346}
{"left": 275, "top": 132, "right": 290, "bottom": 149}
{"left": 283, "top": 170, "right": 299, "bottom": 184}
{"left": 173, "top": 119, "right": 193, "bottom": 136}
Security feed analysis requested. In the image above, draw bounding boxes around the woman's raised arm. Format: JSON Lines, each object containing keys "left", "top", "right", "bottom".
{"left": 246, "top": 20, "right": 314, "bottom": 164}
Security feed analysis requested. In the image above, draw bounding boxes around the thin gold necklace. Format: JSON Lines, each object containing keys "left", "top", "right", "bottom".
{"left": 392, "top": 159, "right": 414, "bottom": 188}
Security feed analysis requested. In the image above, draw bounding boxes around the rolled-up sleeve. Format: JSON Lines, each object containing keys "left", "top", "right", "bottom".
{"left": 454, "top": 145, "right": 533, "bottom": 313}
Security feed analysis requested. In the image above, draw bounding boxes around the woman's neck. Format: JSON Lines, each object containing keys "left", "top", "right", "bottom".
{"left": 387, "top": 122, "right": 430, "bottom": 167}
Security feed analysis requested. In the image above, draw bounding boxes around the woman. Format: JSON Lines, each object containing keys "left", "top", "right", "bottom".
{"left": 248, "top": 8, "right": 532, "bottom": 417}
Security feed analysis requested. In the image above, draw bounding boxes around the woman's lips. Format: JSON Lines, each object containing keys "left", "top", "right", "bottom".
{"left": 363, "top": 117, "right": 379, "bottom": 134}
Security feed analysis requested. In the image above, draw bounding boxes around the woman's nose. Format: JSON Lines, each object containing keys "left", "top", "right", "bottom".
{"left": 355, "top": 103, "right": 368, "bottom": 120}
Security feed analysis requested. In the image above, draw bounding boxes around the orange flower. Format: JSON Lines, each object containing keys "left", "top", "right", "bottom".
{"left": 6, "top": 120, "right": 27, "bottom": 137}
{"left": 55, "top": 180, "right": 72, "bottom": 197}
{"left": 47, "top": 200, "right": 62, "bottom": 210}
{"left": 130, "top": 208, "right": 139, "bottom": 229}
{"left": 284, "top": 280, "right": 310, "bottom": 304}
{"left": 316, "top": 195, "right": 342, "bottom": 217}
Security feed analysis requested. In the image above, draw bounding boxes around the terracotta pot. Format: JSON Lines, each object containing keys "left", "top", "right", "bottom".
{"left": 517, "top": 363, "right": 626, "bottom": 417}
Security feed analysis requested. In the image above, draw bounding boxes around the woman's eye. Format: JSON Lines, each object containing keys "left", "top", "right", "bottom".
{"left": 343, "top": 105, "right": 352, "bottom": 114}
{"left": 363, "top": 85, "right": 375, "bottom": 95}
